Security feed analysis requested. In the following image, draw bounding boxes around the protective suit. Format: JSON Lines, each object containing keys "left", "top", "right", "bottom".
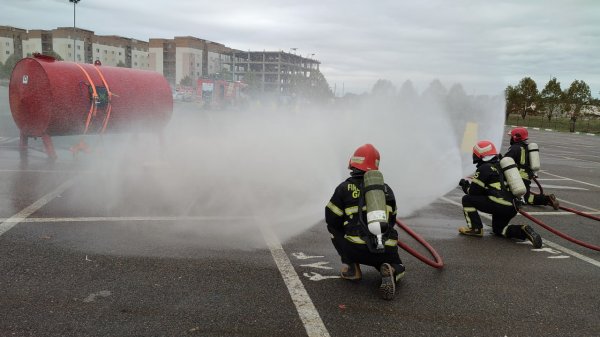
{"left": 504, "top": 127, "right": 559, "bottom": 209}
{"left": 325, "top": 144, "right": 404, "bottom": 300}
{"left": 459, "top": 140, "right": 543, "bottom": 248}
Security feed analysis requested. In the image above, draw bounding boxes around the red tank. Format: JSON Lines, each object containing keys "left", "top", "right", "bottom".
{"left": 9, "top": 54, "right": 173, "bottom": 158}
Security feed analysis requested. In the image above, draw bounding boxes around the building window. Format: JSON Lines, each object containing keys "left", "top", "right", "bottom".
{"left": 112, "top": 51, "right": 115, "bottom": 54}
{"left": 77, "top": 45, "right": 80, "bottom": 50}
{"left": 118, "top": 52, "right": 122, "bottom": 56}
{"left": 134, "top": 62, "right": 138, "bottom": 66}
{"left": 5, "top": 42, "right": 9, "bottom": 46}
{"left": 104, "top": 50, "right": 107, "bottom": 54}
{"left": 96, "top": 48, "right": 99, "bottom": 52}
{"left": 68, "top": 44, "right": 71, "bottom": 48}
{"left": 5, "top": 51, "right": 9, "bottom": 55}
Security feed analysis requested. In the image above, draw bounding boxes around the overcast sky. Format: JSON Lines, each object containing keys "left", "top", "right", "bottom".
{"left": 2, "top": 0, "right": 599, "bottom": 97}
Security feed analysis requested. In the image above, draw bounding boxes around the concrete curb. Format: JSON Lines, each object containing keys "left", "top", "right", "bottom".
{"left": 507, "top": 125, "right": 597, "bottom": 136}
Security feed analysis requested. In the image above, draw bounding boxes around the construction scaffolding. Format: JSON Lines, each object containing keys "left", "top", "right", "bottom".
{"left": 226, "top": 51, "right": 320, "bottom": 96}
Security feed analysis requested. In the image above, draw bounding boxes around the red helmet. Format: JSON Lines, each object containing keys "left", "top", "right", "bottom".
{"left": 348, "top": 144, "right": 380, "bottom": 171}
{"left": 509, "top": 127, "right": 528, "bottom": 142}
{"left": 473, "top": 140, "right": 498, "bottom": 159}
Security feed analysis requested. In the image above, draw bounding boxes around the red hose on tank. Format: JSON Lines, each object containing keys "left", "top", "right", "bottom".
{"left": 395, "top": 219, "right": 444, "bottom": 269}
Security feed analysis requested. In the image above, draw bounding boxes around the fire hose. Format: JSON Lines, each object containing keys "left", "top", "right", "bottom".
{"left": 395, "top": 219, "right": 444, "bottom": 269}
{"left": 517, "top": 207, "right": 600, "bottom": 251}
{"left": 532, "top": 177, "right": 600, "bottom": 222}
{"left": 520, "top": 178, "right": 600, "bottom": 250}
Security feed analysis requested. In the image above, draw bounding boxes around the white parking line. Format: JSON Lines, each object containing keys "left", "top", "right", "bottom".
{"left": 260, "top": 224, "right": 330, "bottom": 337}
{"left": 536, "top": 184, "right": 588, "bottom": 191}
{"left": 0, "top": 177, "right": 79, "bottom": 236}
{"left": 0, "top": 215, "right": 256, "bottom": 223}
{"left": 543, "top": 171, "right": 600, "bottom": 189}
{"left": 440, "top": 196, "right": 600, "bottom": 268}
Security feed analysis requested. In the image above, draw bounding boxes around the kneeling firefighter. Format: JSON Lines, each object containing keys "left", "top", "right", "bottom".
{"left": 504, "top": 127, "right": 559, "bottom": 209}
{"left": 458, "top": 140, "right": 543, "bottom": 248}
{"left": 325, "top": 144, "right": 405, "bottom": 300}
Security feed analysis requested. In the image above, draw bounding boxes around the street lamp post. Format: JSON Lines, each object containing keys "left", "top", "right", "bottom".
{"left": 69, "top": 0, "right": 81, "bottom": 62}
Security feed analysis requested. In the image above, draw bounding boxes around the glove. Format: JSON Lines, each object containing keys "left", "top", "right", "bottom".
{"left": 459, "top": 179, "right": 470, "bottom": 194}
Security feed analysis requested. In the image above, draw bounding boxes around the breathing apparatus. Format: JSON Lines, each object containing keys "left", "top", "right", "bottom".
{"left": 500, "top": 156, "right": 527, "bottom": 197}
{"left": 359, "top": 170, "right": 389, "bottom": 253}
{"left": 349, "top": 144, "right": 390, "bottom": 253}
{"left": 473, "top": 140, "right": 526, "bottom": 198}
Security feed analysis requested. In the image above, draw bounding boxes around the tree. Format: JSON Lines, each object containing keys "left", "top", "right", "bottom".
{"left": 564, "top": 79, "right": 592, "bottom": 132}
{"left": 44, "top": 50, "right": 63, "bottom": 61}
{"left": 116, "top": 60, "right": 127, "bottom": 67}
{"left": 422, "top": 79, "right": 447, "bottom": 103}
{"left": 241, "top": 71, "right": 261, "bottom": 97}
{"left": 516, "top": 77, "right": 538, "bottom": 119}
{"left": 398, "top": 80, "right": 418, "bottom": 103}
{"left": 540, "top": 77, "right": 563, "bottom": 121}
{"left": 504, "top": 85, "right": 524, "bottom": 119}
{"left": 305, "top": 69, "right": 333, "bottom": 103}
{"left": 0, "top": 53, "right": 22, "bottom": 79}
{"left": 179, "top": 75, "right": 193, "bottom": 87}
{"left": 371, "top": 79, "right": 396, "bottom": 97}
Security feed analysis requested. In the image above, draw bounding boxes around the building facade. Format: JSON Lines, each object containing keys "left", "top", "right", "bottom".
{"left": 149, "top": 37, "right": 236, "bottom": 85}
{"left": 0, "top": 26, "right": 26, "bottom": 64}
{"left": 1, "top": 25, "right": 322, "bottom": 96}
{"left": 229, "top": 51, "right": 320, "bottom": 95}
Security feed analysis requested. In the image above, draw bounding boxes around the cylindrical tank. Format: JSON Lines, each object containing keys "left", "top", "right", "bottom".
{"left": 9, "top": 54, "right": 172, "bottom": 137}
{"left": 528, "top": 143, "right": 540, "bottom": 172}
{"left": 500, "top": 157, "right": 526, "bottom": 197}
{"left": 364, "top": 170, "right": 388, "bottom": 250}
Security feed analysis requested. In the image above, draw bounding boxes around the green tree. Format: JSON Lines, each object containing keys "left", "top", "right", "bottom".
{"left": 371, "top": 79, "right": 396, "bottom": 97}
{"left": 504, "top": 85, "right": 524, "bottom": 120}
{"left": 241, "top": 71, "right": 261, "bottom": 97}
{"left": 540, "top": 77, "right": 563, "bottom": 121}
{"left": 516, "top": 77, "right": 538, "bottom": 119}
{"left": 179, "top": 75, "right": 193, "bottom": 87}
{"left": 116, "top": 60, "right": 127, "bottom": 67}
{"left": 306, "top": 69, "right": 332, "bottom": 103}
{"left": 0, "top": 53, "right": 23, "bottom": 79}
{"left": 564, "top": 79, "right": 592, "bottom": 132}
{"left": 44, "top": 50, "right": 63, "bottom": 61}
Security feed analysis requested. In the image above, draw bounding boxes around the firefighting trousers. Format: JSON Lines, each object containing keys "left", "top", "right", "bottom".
{"left": 462, "top": 195, "right": 526, "bottom": 239}
{"left": 328, "top": 224, "right": 402, "bottom": 268}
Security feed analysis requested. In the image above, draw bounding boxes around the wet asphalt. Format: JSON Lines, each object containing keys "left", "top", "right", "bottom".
{"left": 1, "top": 87, "right": 599, "bottom": 337}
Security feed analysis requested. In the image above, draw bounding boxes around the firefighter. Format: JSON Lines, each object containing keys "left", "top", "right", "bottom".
{"left": 504, "top": 127, "right": 559, "bottom": 209}
{"left": 458, "top": 140, "right": 543, "bottom": 248}
{"left": 325, "top": 144, "right": 405, "bottom": 300}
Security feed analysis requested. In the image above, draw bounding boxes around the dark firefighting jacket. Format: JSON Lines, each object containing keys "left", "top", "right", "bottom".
{"left": 468, "top": 159, "right": 515, "bottom": 206}
{"left": 325, "top": 174, "right": 398, "bottom": 246}
{"left": 504, "top": 141, "right": 533, "bottom": 181}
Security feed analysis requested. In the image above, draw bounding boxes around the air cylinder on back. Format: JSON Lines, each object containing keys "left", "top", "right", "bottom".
{"left": 528, "top": 143, "right": 540, "bottom": 172}
{"left": 364, "top": 170, "right": 388, "bottom": 250}
{"left": 500, "top": 157, "right": 526, "bottom": 197}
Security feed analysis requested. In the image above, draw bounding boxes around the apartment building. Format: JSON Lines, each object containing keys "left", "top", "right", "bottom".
{"left": 1, "top": 25, "right": 321, "bottom": 96}
{"left": 22, "top": 29, "right": 53, "bottom": 57}
{"left": 0, "top": 25, "right": 26, "bottom": 64}
{"left": 1, "top": 25, "right": 149, "bottom": 69}
{"left": 51, "top": 27, "right": 94, "bottom": 63}
{"left": 92, "top": 35, "right": 149, "bottom": 69}
{"left": 149, "top": 36, "right": 235, "bottom": 85}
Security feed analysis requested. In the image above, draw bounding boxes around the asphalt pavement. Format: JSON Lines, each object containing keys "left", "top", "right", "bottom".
{"left": 0, "top": 92, "right": 599, "bottom": 337}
